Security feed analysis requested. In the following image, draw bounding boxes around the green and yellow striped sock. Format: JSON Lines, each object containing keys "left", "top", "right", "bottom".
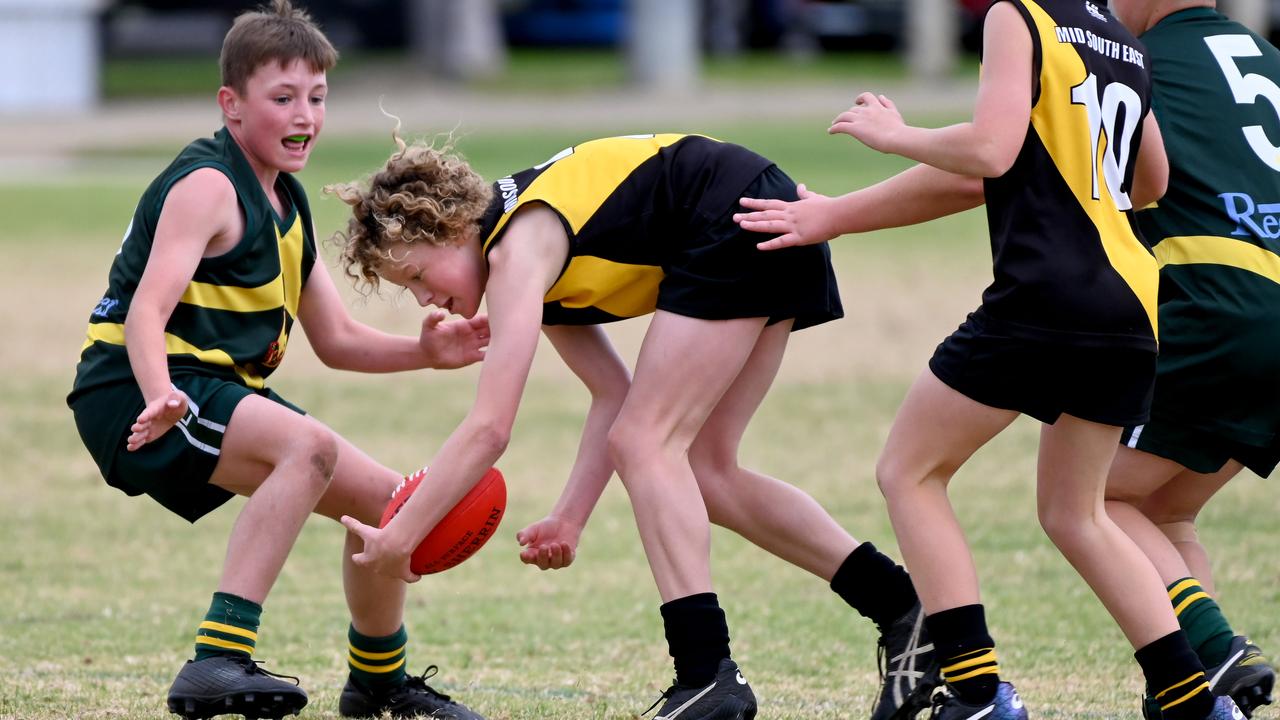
{"left": 1168, "top": 577, "right": 1235, "bottom": 668}
{"left": 348, "top": 624, "right": 408, "bottom": 693}
{"left": 193, "top": 592, "right": 260, "bottom": 661}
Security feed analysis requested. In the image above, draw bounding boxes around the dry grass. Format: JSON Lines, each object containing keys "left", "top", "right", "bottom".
{"left": 1, "top": 125, "right": 1276, "bottom": 720}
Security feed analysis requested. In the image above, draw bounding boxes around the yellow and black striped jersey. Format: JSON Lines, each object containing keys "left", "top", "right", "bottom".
{"left": 70, "top": 127, "right": 318, "bottom": 400}
{"left": 981, "top": 0, "right": 1158, "bottom": 350}
{"left": 478, "top": 134, "right": 773, "bottom": 325}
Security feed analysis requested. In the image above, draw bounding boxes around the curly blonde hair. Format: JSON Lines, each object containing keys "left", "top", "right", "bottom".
{"left": 326, "top": 128, "right": 493, "bottom": 294}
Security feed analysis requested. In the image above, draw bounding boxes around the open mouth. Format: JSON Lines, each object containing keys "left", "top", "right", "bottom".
{"left": 282, "top": 134, "right": 311, "bottom": 153}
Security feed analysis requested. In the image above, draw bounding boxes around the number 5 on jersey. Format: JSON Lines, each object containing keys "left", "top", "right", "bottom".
{"left": 1206, "top": 34, "right": 1280, "bottom": 172}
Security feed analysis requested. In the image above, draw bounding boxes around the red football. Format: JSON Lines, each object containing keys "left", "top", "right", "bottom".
{"left": 379, "top": 466, "right": 507, "bottom": 575}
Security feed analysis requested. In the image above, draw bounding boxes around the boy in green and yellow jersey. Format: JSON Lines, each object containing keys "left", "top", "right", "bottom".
{"left": 1106, "top": 1, "right": 1278, "bottom": 716}
{"left": 67, "top": 2, "right": 488, "bottom": 718}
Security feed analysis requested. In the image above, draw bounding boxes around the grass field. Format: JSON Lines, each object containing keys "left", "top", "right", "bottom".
{"left": 1, "top": 119, "right": 1276, "bottom": 720}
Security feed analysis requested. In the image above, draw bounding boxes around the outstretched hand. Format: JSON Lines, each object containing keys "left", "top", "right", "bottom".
{"left": 340, "top": 515, "right": 422, "bottom": 583}
{"left": 127, "top": 389, "right": 189, "bottom": 451}
{"left": 516, "top": 516, "right": 582, "bottom": 571}
{"left": 419, "top": 309, "right": 490, "bottom": 369}
{"left": 734, "top": 183, "right": 838, "bottom": 250}
{"left": 829, "top": 92, "right": 905, "bottom": 153}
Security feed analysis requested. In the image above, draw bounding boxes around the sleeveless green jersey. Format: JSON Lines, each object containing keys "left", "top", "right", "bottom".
{"left": 478, "top": 134, "right": 772, "bottom": 325}
{"left": 981, "top": 0, "right": 1157, "bottom": 350}
{"left": 1136, "top": 9, "right": 1280, "bottom": 442}
{"left": 69, "top": 127, "right": 318, "bottom": 400}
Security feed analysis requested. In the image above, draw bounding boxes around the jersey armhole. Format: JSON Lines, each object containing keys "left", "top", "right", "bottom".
{"left": 484, "top": 200, "right": 577, "bottom": 281}
{"left": 154, "top": 162, "right": 260, "bottom": 270}
{"left": 983, "top": 0, "right": 1043, "bottom": 107}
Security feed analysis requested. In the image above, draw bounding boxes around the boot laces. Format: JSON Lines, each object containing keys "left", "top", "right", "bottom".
{"left": 928, "top": 684, "right": 953, "bottom": 719}
{"left": 642, "top": 682, "right": 678, "bottom": 717}
{"left": 233, "top": 656, "right": 302, "bottom": 686}
{"left": 403, "top": 665, "right": 453, "bottom": 703}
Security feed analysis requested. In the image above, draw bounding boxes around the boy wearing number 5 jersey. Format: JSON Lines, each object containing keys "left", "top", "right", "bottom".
{"left": 735, "top": 1, "right": 1242, "bottom": 718}
{"left": 1104, "top": 2, "right": 1279, "bottom": 717}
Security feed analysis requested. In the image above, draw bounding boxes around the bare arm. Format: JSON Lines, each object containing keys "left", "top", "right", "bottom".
{"left": 517, "top": 324, "right": 632, "bottom": 570}
{"left": 830, "top": 2, "right": 1033, "bottom": 177}
{"left": 340, "top": 205, "right": 569, "bottom": 581}
{"left": 1130, "top": 112, "right": 1169, "bottom": 210}
{"left": 125, "top": 168, "right": 238, "bottom": 449}
{"left": 736, "top": 167, "right": 986, "bottom": 250}
{"left": 298, "top": 257, "right": 489, "bottom": 372}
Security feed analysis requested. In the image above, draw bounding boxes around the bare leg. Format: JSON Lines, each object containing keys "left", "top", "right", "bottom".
{"left": 1141, "top": 461, "right": 1241, "bottom": 593}
{"left": 1038, "top": 416, "right": 1177, "bottom": 648}
{"left": 876, "top": 370, "right": 1017, "bottom": 613}
{"left": 209, "top": 399, "right": 407, "bottom": 635}
{"left": 1105, "top": 446, "right": 1190, "bottom": 586}
{"left": 313, "top": 437, "right": 408, "bottom": 637}
{"left": 608, "top": 312, "right": 767, "bottom": 602}
{"left": 208, "top": 396, "right": 338, "bottom": 604}
{"left": 689, "top": 321, "right": 858, "bottom": 581}
{"left": 1106, "top": 446, "right": 1242, "bottom": 593}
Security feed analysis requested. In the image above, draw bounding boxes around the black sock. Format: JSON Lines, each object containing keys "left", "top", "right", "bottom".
{"left": 1136, "top": 631, "right": 1214, "bottom": 720}
{"left": 830, "top": 542, "right": 918, "bottom": 630}
{"left": 661, "top": 592, "right": 731, "bottom": 688}
{"left": 925, "top": 604, "right": 999, "bottom": 705}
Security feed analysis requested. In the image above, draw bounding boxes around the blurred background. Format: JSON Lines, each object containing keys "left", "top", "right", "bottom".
{"left": 2, "top": 0, "right": 1273, "bottom": 115}
{"left": 4, "top": 4, "right": 1280, "bottom": 718}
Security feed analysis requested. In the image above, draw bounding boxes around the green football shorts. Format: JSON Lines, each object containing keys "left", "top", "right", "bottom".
{"left": 70, "top": 373, "right": 304, "bottom": 522}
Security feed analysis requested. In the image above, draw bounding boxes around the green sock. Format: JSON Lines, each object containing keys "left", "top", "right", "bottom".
{"left": 348, "top": 624, "right": 408, "bottom": 693}
{"left": 194, "top": 592, "right": 261, "bottom": 661}
{"left": 1168, "top": 577, "right": 1235, "bottom": 668}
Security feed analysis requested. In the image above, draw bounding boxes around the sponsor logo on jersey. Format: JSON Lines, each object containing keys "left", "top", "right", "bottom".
{"left": 261, "top": 339, "right": 285, "bottom": 369}
{"left": 1086, "top": 1, "right": 1107, "bottom": 22}
{"left": 1220, "top": 191, "right": 1280, "bottom": 239}
{"left": 92, "top": 297, "right": 120, "bottom": 318}
{"left": 498, "top": 176, "right": 519, "bottom": 213}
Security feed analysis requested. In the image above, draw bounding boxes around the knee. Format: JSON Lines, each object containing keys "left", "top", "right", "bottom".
{"left": 607, "top": 422, "right": 672, "bottom": 480}
{"left": 351, "top": 472, "right": 401, "bottom": 525}
{"left": 1037, "top": 501, "right": 1093, "bottom": 551}
{"left": 1156, "top": 519, "right": 1199, "bottom": 545}
{"left": 1141, "top": 496, "right": 1201, "bottom": 528}
{"left": 690, "top": 455, "right": 736, "bottom": 527}
{"left": 291, "top": 423, "right": 338, "bottom": 494}
{"left": 876, "top": 451, "right": 947, "bottom": 504}
{"left": 605, "top": 423, "right": 636, "bottom": 477}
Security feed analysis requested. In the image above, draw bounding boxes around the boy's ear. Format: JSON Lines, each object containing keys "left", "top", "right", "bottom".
{"left": 217, "top": 86, "right": 241, "bottom": 121}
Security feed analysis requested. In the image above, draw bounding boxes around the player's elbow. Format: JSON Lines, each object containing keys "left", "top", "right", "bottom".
{"left": 973, "top": 141, "right": 1019, "bottom": 178}
{"left": 1131, "top": 167, "right": 1168, "bottom": 211}
{"left": 467, "top": 418, "right": 512, "bottom": 458}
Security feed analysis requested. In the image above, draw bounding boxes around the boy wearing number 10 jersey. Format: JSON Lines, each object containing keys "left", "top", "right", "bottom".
{"left": 735, "top": 1, "right": 1243, "bottom": 718}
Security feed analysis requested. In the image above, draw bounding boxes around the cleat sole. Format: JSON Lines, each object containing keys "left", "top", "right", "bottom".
{"left": 167, "top": 691, "right": 306, "bottom": 720}
{"left": 1223, "top": 668, "right": 1275, "bottom": 719}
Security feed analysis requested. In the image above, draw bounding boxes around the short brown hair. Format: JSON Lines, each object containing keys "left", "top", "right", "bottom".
{"left": 326, "top": 132, "right": 493, "bottom": 295}
{"left": 220, "top": 0, "right": 338, "bottom": 93}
